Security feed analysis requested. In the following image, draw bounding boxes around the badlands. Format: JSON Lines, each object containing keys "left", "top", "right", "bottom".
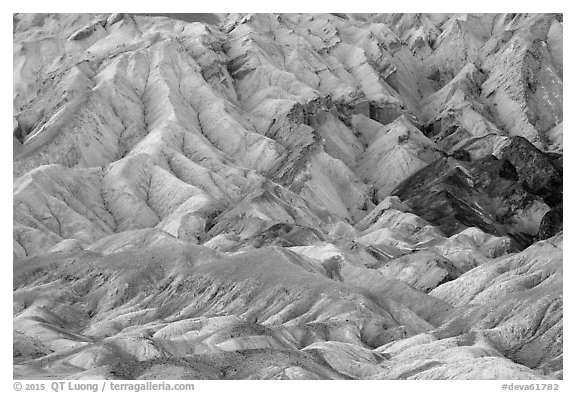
{"left": 13, "top": 13, "right": 562, "bottom": 379}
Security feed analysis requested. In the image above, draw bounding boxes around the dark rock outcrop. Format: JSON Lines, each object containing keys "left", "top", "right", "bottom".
{"left": 393, "top": 146, "right": 556, "bottom": 249}
{"left": 538, "top": 204, "right": 563, "bottom": 240}
{"left": 500, "top": 136, "right": 563, "bottom": 207}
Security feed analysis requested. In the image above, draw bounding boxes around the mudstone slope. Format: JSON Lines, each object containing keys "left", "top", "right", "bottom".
{"left": 13, "top": 13, "right": 562, "bottom": 380}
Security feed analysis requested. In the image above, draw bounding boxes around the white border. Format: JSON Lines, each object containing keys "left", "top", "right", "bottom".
{"left": 3, "top": 3, "right": 572, "bottom": 391}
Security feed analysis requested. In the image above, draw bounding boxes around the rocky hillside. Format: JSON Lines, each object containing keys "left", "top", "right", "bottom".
{"left": 13, "top": 13, "right": 562, "bottom": 380}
